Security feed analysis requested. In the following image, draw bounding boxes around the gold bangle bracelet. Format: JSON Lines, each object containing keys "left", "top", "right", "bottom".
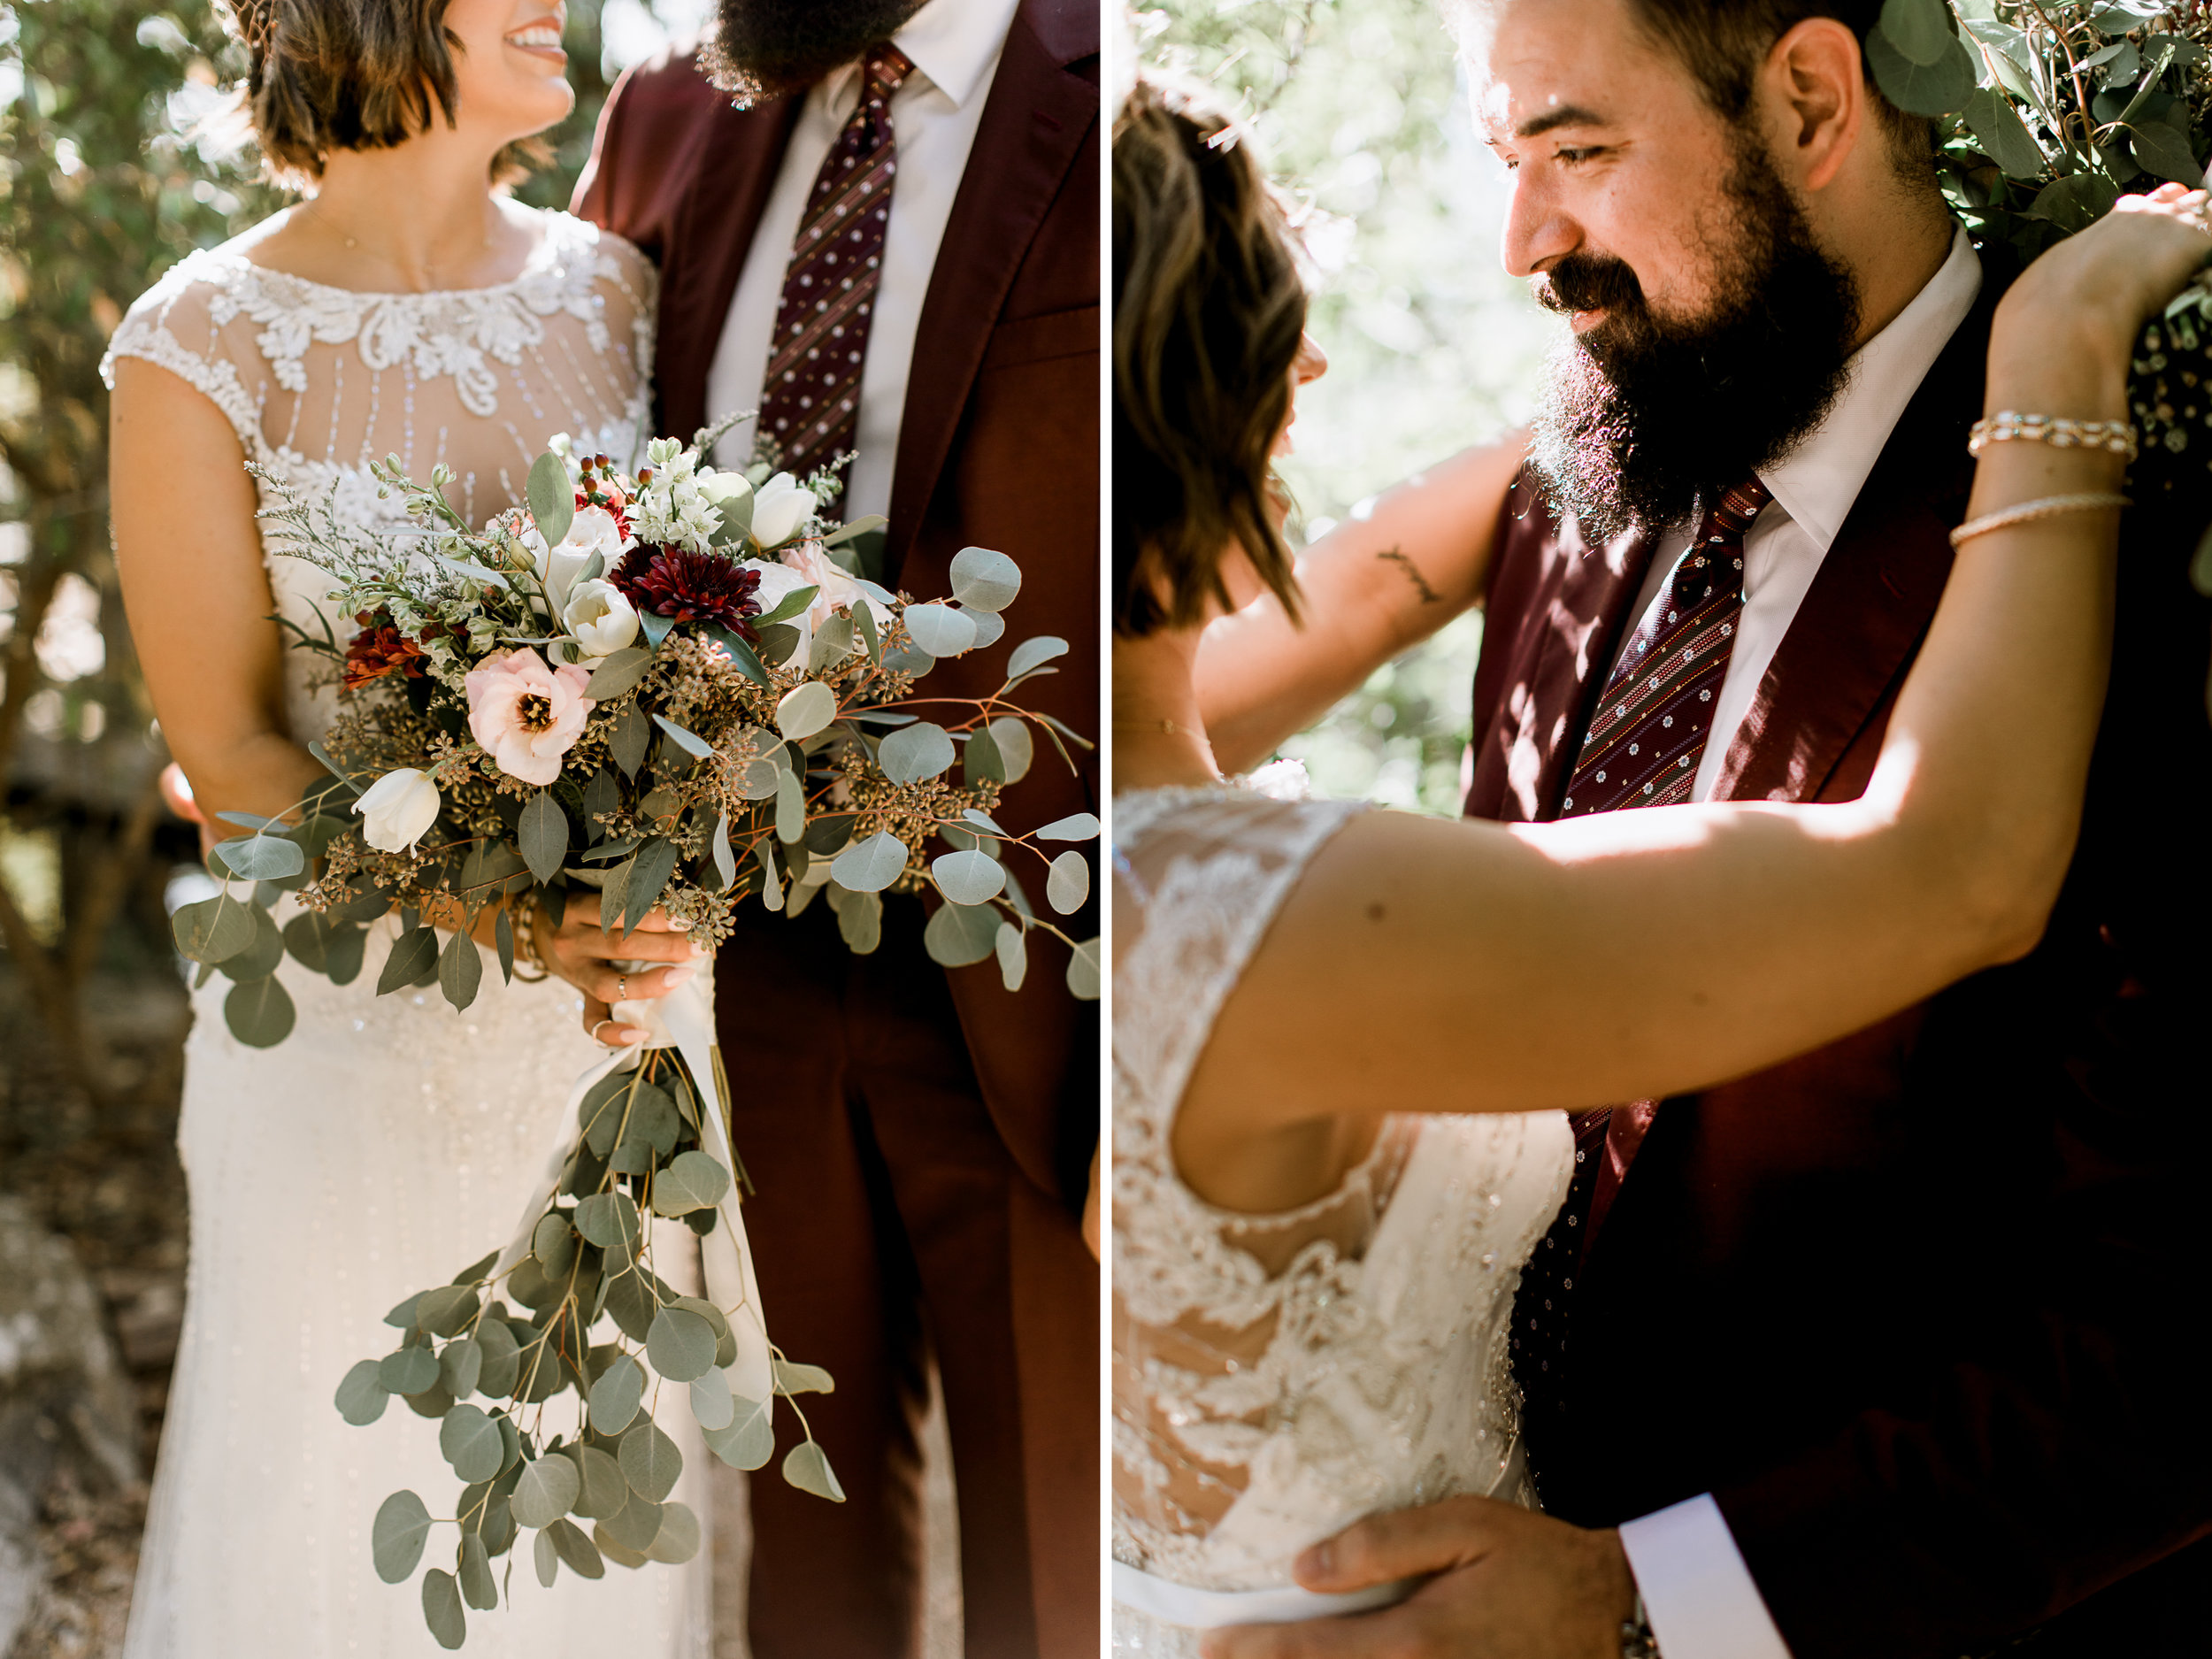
{"left": 1947, "top": 492, "right": 2131, "bottom": 549}
{"left": 511, "top": 903, "right": 551, "bottom": 982}
{"left": 1968, "top": 411, "right": 2139, "bottom": 463}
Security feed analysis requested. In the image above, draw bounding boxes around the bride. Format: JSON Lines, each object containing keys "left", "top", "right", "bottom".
{"left": 106, "top": 0, "right": 708, "bottom": 1650}
{"left": 1110, "top": 80, "right": 2210, "bottom": 1656}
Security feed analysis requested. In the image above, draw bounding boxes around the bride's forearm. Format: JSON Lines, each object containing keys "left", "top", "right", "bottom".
{"left": 1197, "top": 438, "right": 1524, "bottom": 773}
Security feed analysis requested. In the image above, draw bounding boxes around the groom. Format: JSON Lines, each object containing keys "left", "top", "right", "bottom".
{"left": 1217, "top": 0, "right": 2212, "bottom": 1655}
{"left": 575, "top": 2, "right": 1099, "bottom": 1655}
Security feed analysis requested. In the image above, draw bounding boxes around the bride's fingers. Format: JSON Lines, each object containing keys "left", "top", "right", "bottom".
{"left": 1292, "top": 1496, "right": 1503, "bottom": 1593}
{"left": 583, "top": 959, "right": 697, "bottom": 1005}
{"left": 580, "top": 994, "right": 645, "bottom": 1046}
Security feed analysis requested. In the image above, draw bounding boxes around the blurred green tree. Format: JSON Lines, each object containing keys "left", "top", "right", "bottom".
{"left": 0, "top": 0, "right": 635, "bottom": 1101}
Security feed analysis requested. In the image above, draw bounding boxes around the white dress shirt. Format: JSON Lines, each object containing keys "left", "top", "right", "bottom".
{"left": 1609, "top": 224, "right": 1982, "bottom": 1659}
{"left": 703, "top": 0, "right": 1021, "bottom": 521}
{"left": 1605, "top": 225, "right": 1984, "bottom": 802}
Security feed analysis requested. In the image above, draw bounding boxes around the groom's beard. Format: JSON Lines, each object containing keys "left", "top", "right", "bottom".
{"left": 701, "top": 0, "right": 926, "bottom": 106}
{"left": 1527, "top": 137, "right": 1863, "bottom": 542}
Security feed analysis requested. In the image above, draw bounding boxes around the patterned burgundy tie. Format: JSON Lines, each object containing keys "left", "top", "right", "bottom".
{"left": 757, "top": 42, "right": 915, "bottom": 510}
{"left": 1560, "top": 476, "right": 1771, "bottom": 817}
{"left": 1513, "top": 477, "right": 1770, "bottom": 1480}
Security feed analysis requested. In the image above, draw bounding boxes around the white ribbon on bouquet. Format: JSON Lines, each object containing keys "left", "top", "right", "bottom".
{"left": 493, "top": 961, "right": 778, "bottom": 1422}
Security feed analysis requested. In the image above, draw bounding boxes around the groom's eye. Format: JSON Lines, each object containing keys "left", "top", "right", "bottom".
{"left": 1555, "top": 145, "right": 1604, "bottom": 165}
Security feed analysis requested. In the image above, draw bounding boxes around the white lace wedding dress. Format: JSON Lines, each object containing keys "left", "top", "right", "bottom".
{"left": 1111, "top": 786, "right": 1575, "bottom": 1656}
{"left": 104, "top": 208, "right": 711, "bottom": 1656}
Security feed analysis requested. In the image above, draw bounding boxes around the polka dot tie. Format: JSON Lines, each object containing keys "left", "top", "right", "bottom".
{"left": 757, "top": 42, "right": 914, "bottom": 510}
{"left": 1559, "top": 476, "right": 1771, "bottom": 818}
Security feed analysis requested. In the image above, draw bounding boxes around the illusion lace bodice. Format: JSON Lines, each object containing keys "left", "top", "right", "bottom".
{"left": 102, "top": 206, "right": 653, "bottom": 742}
{"left": 1111, "top": 786, "right": 1573, "bottom": 1655}
{"left": 105, "top": 209, "right": 709, "bottom": 1656}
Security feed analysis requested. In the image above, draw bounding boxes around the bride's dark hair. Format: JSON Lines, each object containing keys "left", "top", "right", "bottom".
{"left": 1113, "top": 80, "right": 1307, "bottom": 637}
{"left": 226, "top": 0, "right": 549, "bottom": 188}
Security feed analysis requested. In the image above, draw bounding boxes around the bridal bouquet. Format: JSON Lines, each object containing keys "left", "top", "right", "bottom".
{"left": 166, "top": 429, "right": 1097, "bottom": 1645}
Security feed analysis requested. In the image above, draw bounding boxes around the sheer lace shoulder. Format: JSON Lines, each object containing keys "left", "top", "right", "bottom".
{"left": 102, "top": 206, "right": 657, "bottom": 743}
{"left": 1110, "top": 786, "right": 1574, "bottom": 1647}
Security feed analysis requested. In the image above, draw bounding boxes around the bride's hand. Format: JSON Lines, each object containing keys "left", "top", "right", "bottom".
{"left": 532, "top": 904, "right": 705, "bottom": 1045}
{"left": 2000, "top": 184, "right": 2209, "bottom": 365}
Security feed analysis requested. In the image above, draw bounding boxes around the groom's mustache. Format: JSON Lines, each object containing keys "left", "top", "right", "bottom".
{"left": 1532, "top": 253, "right": 1646, "bottom": 323}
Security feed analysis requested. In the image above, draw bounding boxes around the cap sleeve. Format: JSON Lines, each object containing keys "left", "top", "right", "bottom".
{"left": 101, "top": 255, "right": 273, "bottom": 464}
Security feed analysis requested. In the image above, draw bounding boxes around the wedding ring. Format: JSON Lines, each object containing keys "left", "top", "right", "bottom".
{"left": 590, "top": 1018, "right": 618, "bottom": 1045}
{"left": 617, "top": 974, "right": 627, "bottom": 1001}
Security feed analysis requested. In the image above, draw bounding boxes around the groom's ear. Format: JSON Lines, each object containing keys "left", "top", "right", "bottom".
{"left": 1760, "top": 17, "right": 1867, "bottom": 195}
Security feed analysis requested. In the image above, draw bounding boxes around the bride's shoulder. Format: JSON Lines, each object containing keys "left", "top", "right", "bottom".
{"left": 113, "top": 216, "right": 282, "bottom": 331}
{"left": 1114, "top": 775, "right": 1364, "bottom": 900}
{"left": 529, "top": 207, "right": 656, "bottom": 302}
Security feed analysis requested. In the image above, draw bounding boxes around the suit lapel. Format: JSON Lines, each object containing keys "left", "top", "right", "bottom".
{"left": 656, "top": 93, "right": 805, "bottom": 441}
{"left": 884, "top": 0, "right": 1097, "bottom": 578}
{"left": 1709, "top": 282, "right": 1997, "bottom": 804}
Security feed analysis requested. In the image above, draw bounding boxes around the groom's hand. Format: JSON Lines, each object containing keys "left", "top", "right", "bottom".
{"left": 1202, "top": 1496, "right": 1637, "bottom": 1659}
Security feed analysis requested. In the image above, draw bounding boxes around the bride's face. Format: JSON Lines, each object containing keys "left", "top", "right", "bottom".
{"left": 442, "top": 0, "right": 576, "bottom": 145}
{"left": 1271, "top": 333, "right": 1329, "bottom": 459}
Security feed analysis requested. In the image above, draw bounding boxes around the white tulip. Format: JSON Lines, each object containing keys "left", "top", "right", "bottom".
{"left": 562, "top": 578, "right": 641, "bottom": 657}
{"left": 739, "top": 559, "right": 816, "bottom": 666}
{"left": 354, "top": 767, "right": 442, "bottom": 853}
{"left": 749, "top": 472, "right": 815, "bottom": 549}
{"left": 696, "top": 469, "right": 753, "bottom": 511}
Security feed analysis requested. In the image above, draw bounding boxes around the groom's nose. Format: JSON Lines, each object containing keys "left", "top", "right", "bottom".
{"left": 1500, "top": 165, "right": 1581, "bottom": 280}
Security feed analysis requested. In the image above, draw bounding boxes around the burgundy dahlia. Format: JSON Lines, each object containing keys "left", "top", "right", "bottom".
{"left": 611, "top": 546, "right": 762, "bottom": 636}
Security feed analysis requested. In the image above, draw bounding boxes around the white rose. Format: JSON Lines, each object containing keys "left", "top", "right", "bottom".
{"left": 749, "top": 472, "right": 815, "bottom": 549}
{"left": 354, "top": 767, "right": 442, "bottom": 854}
{"left": 562, "top": 577, "right": 641, "bottom": 657}
{"left": 529, "top": 503, "right": 628, "bottom": 618}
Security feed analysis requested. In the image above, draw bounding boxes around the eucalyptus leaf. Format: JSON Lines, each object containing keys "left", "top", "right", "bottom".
{"left": 1067, "top": 937, "right": 1102, "bottom": 1000}
{"left": 2025, "top": 171, "right": 2120, "bottom": 233}
{"left": 931, "top": 849, "right": 1006, "bottom": 906}
{"left": 703, "top": 1394, "right": 775, "bottom": 1470}
{"left": 214, "top": 904, "right": 286, "bottom": 981}
{"left": 575, "top": 1191, "right": 642, "bottom": 1256}
{"left": 619, "top": 1420, "right": 685, "bottom": 1502}
{"left": 774, "top": 767, "right": 805, "bottom": 844}
{"left": 585, "top": 647, "right": 653, "bottom": 699}
{"left": 902, "top": 603, "right": 976, "bottom": 657}
{"left": 831, "top": 830, "right": 909, "bottom": 893}
{"left": 442, "top": 1404, "right": 508, "bottom": 1483}
{"left": 781, "top": 1441, "right": 848, "bottom": 1502}
{"left": 2130, "top": 119, "right": 2206, "bottom": 187}
{"left": 1866, "top": 26, "right": 1975, "bottom": 115}
{"left": 983, "top": 717, "right": 1034, "bottom": 784}
{"left": 1036, "top": 812, "right": 1102, "bottom": 841}
{"left": 212, "top": 831, "right": 305, "bottom": 882}
{"left": 223, "top": 973, "right": 296, "bottom": 1048}
{"left": 416, "top": 1285, "right": 480, "bottom": 1338}
{"left": 510, "top": 1451, "right": 582, "bottom": 1529}
{"left": 653, "top": 714, "right": 714, "bottom": 760}
{"left": 534, "top": 1525, "right": 559, "bottom": 1587}
{"left": 776, "top": 680, "right": 837, "bottom": 741}
{"left": 378, "top": 926, "right": 440, "bottom": 995}
{"left": 994, "top": 922, "right": 1028, "bottom": 992}
{"left": 1876, "top": 0, "right": 1953, "bottom": 65}
{"left": 836, "top": 887, "right": 882, "bottom": 954}
{"left": 475, "top": 1319, "right": 522, "bottom": 1399}
{"left": 602, "top": 1268, "right": 657, "bottom": 1343}
{"left": 514, "top": 792, "right": 569, "bottom": 885}
{"left": 441, "top": 1338, "right": 484, "bottom": 1401}
{"left": 963, "top": 721, "right": 1005, "bottom": 785}
{"left": 772, "top": 1357, "right": 835, "bottom": 1396}
{"left": 172, "top": 893, "right": 256, "bottom": 964}
{"left": 948, "top": 546, "right": 1023, "bottom": 611}
{"left": 589, "top": 1353, "right": 646, "bottom": 1435}
{"left": 438, "top": 927, "right": 483, "bottom": 1012}
{"left": 610, "top": 702, "right": 651, "bottom": 778}
{"left": 373, "top": 1488, "right": 434, "bottom": 1584}
{"left": 623, "top": 837, "right": 682, "bottom": 935}
{"left": 421, "top": 1569, "right": 465, "bottom": 1649}
{"left": 672, "top": 1297, "right": 737, "bottom": 1369}
{"left": 533, "top": 1212, "right": 578, "bottom": 1279}
{"left": 879, "top": 721, "right": 958, "bottom": 785}
{"left": 458, "top": 1532, "right": 498, "bottom": 1610}
{"left": 688, "top": 1366, "right": 736, "bottom": 1432}
{"left": 335, "top": 1358, "right": 391, "bottom": 1426}
{"left": 1047, "top": 849, "right": 1090, "bottom": 915}
{"left": 1005, "top": 635, "right": 1068, "bottom": 679}
{"left": 546, "top": 1517, "right": 605, "bottom": 1579}
{"left": 1962, "top": 87, "right": 2045, "bottom": 178}
{"left": 644, "top": 1500, "right": 703, "bottom": 1565}
{"left": 923, "top": 900, "right": 1000, "bottom": 967}
{"left": 650, "top": 1149, "right": 733, "bottom": 1217}
{"left": 527, "top": 450, "right": 574, "bottom": 548}
{"left": 601, "top": 1490, "right": 665, "bottom": 1554}
{"left": 566, "top": 1443, "right": 629, "bottom": 1519}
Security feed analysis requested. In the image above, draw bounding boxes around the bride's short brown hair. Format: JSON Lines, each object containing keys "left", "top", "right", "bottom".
{"left": 227, "top": 0, "right": 549, "bottom": 187}
{"left": 1113, "top": 80, "right": 1306, "bottom": 637}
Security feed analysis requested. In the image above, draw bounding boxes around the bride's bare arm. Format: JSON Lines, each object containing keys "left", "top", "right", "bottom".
{"left": 1195, "top": 434, "right": 1525, "bottom": 773}
{"left": 111, "top": 360, "right": 326, "bottom": 828}
{"left": 1183, "top": 191, "right": 2208, "bottom": 1182}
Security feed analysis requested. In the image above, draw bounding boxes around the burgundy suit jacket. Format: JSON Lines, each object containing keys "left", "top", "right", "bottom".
{"left": 574, "top": 2, "right": 1100, "bottom": 1206}
{"left": 1467, "top": 273, "right": 2212, "bottom": 1655}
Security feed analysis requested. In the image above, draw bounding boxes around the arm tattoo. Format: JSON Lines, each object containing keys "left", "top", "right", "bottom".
{"left": 1376, "top": 546, "right": 1441, "bottom": 604}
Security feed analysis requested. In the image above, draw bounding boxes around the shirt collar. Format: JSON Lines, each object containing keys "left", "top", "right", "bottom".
{"left": 1756, "top": 222, "right": 1982, "bottom": 553}
{"left": 821, "top": 0, "right": 1022, "bottom": 111}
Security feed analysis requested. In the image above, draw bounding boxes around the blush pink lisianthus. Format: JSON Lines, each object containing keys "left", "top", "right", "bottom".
{"left": 464, "top": 648, "right": 595, "bottom": 787}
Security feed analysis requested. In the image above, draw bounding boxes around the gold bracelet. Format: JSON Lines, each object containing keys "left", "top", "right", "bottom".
{"left": 1968, "top": 411, "right": 2138, "bottom": 462}
{"left": 1947, "top": 492, "right": 2131, "bottom": 549}
{"left": 511, "top": 902, "right": 551, "bottom": 982}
